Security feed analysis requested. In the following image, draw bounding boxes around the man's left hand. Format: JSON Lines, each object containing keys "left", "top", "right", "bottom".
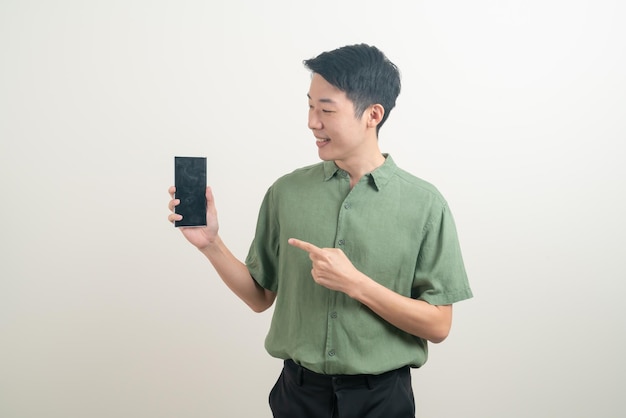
{"left": 288, "top": 238, "right": 366, "bottom": 296}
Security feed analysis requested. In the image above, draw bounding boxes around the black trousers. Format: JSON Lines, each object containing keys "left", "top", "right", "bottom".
{"left": 269, "top": 360, "right": 415, "bottom": 418}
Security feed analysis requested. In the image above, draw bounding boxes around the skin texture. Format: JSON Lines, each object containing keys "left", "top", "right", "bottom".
{"left": 168, "top": 72, "right": 452, "bottom": 343}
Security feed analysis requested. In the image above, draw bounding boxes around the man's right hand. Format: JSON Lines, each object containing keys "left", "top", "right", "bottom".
{"left": 168, "top": 186, "right": 219, "bottom": 250}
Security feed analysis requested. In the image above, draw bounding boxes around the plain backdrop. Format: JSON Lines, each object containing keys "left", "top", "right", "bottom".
{"left": 1, "top": 1, "right": 625, "bottom": 417}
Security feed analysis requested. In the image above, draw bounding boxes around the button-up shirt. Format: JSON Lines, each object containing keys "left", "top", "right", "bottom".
{"left": 246, "top": 155, "right": 472, "bottom": 375}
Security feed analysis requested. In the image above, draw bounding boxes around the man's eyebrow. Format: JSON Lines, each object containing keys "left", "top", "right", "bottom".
{"left": 307, "top": 93, "right": 337, "bottom": 104}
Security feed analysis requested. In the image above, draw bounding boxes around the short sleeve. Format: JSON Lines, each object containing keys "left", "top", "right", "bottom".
{"left": 412, "top": 203, "right": 473, "bottom": 305}
{"left": 245, "top": 186, "right": 280, "bottom": 292}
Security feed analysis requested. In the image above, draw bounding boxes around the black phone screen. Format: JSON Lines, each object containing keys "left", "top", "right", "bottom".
{"left": 174, "top": 156, "right": 207, "bottom": 227}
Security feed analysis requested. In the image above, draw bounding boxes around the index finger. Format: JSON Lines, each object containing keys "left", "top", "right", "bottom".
{"left": 288, "top": 238, "right": 322, "bottom": 255}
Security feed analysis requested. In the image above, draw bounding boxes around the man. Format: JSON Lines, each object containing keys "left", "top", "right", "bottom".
{"left": 168, "top": 44, "right": 472, "bottom": 418}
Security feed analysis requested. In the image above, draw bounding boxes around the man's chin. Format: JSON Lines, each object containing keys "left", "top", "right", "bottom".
{"left": 317, "top": 151, "right": 334, "bottom": 162}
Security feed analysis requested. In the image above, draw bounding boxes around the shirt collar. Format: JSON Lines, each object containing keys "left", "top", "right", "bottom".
{"left": 322, "top": 154, "right": 397, "bottom": 191}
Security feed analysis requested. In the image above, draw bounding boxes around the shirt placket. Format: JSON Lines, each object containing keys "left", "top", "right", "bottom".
{"left": 324, "top": 171, "right": 355, "bottom": 373}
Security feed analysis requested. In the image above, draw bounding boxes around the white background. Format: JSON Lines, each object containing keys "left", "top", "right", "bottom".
{"left": 1, "top": 1, "right": 625, "bottom": 417}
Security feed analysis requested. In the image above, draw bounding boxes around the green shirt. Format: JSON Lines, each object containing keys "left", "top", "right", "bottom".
{"left": 246, "top": 155, "right": 472, "bottom": 375}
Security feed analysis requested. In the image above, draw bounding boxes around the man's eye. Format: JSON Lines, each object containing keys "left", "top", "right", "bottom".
{"left": 322, "top": 109, "right": 333, "bottom": 113}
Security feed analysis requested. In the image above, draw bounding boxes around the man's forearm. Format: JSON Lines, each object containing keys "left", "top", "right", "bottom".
{"left": 199, "top": 235, "right": 276, "bottom": 312}
{"left": 351, "top": 275, "right": 452, "bottom": 343}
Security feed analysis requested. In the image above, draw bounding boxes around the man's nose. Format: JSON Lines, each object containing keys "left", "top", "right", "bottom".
{"left": 308, "top": 112, "right": 322, "bottom": 130}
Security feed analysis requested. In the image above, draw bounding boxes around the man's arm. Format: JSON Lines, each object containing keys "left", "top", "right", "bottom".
{"left": 198, "top": 235, "right": 276, "bottom": 313}
{"left": 169, "top": 186, "right": 276, "bottom": 312}
{"left": 288, "top": 238, "right": 451, "bottom": 343}
{"left": 351, "top": 279, "right": 452, "bottom": 343}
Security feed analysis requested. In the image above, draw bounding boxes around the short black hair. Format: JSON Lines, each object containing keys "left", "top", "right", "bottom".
{"left": 303, "top": 44, "right": 401, "bottom": 133}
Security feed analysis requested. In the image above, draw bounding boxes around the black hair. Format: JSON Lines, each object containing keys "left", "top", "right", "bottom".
{"left": 303, "top": 44, "right": 401, "bottom": 133}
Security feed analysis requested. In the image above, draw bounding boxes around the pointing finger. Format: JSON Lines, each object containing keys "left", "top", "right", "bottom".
{"left": 288, "top": 238, "right": 322, "bottom": 255}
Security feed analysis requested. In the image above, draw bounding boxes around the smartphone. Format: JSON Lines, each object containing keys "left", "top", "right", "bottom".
{"left": 174, "top": 156, "right": 207, "bottom": 227}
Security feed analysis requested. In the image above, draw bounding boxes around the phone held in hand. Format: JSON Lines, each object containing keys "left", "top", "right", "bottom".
{"left": 174, "top": 156, "right": 207, "bottom": 227}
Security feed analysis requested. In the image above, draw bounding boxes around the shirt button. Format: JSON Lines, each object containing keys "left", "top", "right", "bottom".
{"left": 338, "top": 239, "right": 345, "bottom": 246}
{"left": 344, "top": 203, "right": 351, "bottom": 209}
{"left": 328, "top": 350, "right": 336, "bottom": 357}
{"left": 330, "top": 311, "right": 338, "bottom": 319}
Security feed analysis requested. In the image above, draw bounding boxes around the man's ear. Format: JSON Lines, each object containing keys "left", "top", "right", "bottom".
{"left": 366, "top": 104, "right": 385, "bottom": 128}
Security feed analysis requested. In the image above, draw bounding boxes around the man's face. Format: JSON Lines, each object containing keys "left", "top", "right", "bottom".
{"left": 307, "top": 73, "right": 371, "bottom": 163}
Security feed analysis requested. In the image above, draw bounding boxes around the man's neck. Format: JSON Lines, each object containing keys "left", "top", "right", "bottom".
{"left": 335, "top": 151, "right": 386, "bottom": 188}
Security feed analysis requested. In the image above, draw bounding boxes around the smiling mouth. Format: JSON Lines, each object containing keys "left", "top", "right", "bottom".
{"left": 315, "top": 138, "right": 330, "bottom": 149}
